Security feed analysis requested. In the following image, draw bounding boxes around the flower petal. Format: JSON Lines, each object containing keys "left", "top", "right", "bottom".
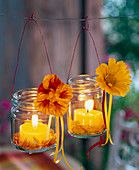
{"left": 95, "top": 63, "right": 108, "bottom": 77}
{"left": 95, "top": 58, "right": 132, "bottom": 96}
{"left": 43, "top": 74, "right": 64, "bottom": 90}
{"left": 34, "top": 74, "right": 73, "bottom": 116}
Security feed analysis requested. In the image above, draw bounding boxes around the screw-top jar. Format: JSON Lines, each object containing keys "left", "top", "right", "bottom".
{"left": 11, "top": 88, "right": 56, "bottom": 153}
{"left": 67, "top": 75, "right": 106, "bottom": 138}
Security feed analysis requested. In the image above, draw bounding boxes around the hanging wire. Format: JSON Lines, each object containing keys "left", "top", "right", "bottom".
{"left": 0, "top": 13, "right": 139, "bottom": 21}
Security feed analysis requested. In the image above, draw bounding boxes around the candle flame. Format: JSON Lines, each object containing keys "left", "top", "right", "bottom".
{"left": 32, "top": 114, "right": 38, "bottom": 129}
{"left": 85, "top": 100, "right": 94, "bottom": 112}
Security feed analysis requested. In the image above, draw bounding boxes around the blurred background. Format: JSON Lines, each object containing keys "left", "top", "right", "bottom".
{"left": 0, "top": 0, "right": 139, "bottom": 170}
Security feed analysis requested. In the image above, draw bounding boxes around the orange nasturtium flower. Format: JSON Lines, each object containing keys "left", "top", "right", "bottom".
{"left": 34, "top": 74, "right": 73, "bottom": 117}
{"left": 95, "top": 58, "right": 132, "bottom": 97}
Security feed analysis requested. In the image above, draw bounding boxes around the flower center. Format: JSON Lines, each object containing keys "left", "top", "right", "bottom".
{"left": 105, "top": 74, "right": 116, "bottom": 87}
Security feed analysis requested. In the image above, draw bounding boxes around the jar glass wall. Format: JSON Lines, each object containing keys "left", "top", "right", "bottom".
{"left": 67, "top": 75, "right": 106, "bottom": 138}
{"left": 11, "top": 88, "right": 56, "bottom": 153}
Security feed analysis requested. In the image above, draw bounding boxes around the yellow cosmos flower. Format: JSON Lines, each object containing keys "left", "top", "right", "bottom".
{"left": 95, "top": 58, "right": 132, "bottom": 97}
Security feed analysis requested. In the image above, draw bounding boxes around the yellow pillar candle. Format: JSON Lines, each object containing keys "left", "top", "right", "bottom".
{"left": 74, "top": 109, "right": 104, "bottom": 126}
{"left": 74, "top": 99, "right": 104, "bottom": 127}
{"left": 19, "top": 115, "right": 48, "bottom": 144}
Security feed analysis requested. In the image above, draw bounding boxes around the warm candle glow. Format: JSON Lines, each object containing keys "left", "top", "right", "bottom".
{"left": 73, "top": 99, "right": 105, "bottom": 134}
{"left": 32, "top": 114, "right": 38, "bottom": 129}
{"left": 85, "top": 99, "right": 94, "bottom": 112}
{"left": 78, "top": 94, "right": 86, "bottom": 101}
{"left": 19, "top": 115, "right": 48, "bottom": 145}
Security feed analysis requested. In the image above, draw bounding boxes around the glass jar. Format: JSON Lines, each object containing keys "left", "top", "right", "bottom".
{"left": 11, "top": 88, "right": 56, "bottom": 153}
{"left": 67, "top": 75, "right": 106, "bottom": 138}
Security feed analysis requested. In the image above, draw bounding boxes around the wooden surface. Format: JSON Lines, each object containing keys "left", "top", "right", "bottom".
{"left": 0, "top": 151, "right": 64, "bottom": 170}
{"left": 0, "top": 146, "right": 83, "bottom": 170}
{"left": 0, "top": 0, "right": 104, "bottom": 100}
{"left": 86, "top": 0, "right": 104, "bottom": 74}
{"left": 0, "top": 1, "right": 104, "bottom": 170}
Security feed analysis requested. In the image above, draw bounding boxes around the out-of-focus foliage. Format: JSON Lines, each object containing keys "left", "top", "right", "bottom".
{"left": 101, "top": 0, "right": 139, "bottom": 72}
{"left": 101, "top": 0, "right": 139, "bottom": 137}
{"left": 101, "top": 3, "right": 139, "bottom": 169}
{"left": 112, "top": 88, "right": 139, "bottom": 121}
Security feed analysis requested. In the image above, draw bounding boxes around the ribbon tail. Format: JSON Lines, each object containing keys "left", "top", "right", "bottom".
{"left": 50, "top": 146, "right": 62, "bottom": 156}
{"left": 109, "top": 135, "right": 114, "bottom": 145}
{"left": 108, "top": 94, "right": 114, "bottom": 145}
{"left": 102, "top": 90, "right": 106, "bottom": 129}
{"left": 102, "top": 92, "right": 109, "bottom": 146}
{"left": 54, "top": 117, "right": 60, "bottom": 163}
{"left": 55, "top": 157, "right": 62, "bottom": 164}
{"left": 60, "top": 117, "right": 74, "bottom": 170}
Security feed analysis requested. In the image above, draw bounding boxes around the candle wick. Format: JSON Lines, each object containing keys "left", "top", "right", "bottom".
{"left": 87, "top": 109, "right": 89, "bottom": 113}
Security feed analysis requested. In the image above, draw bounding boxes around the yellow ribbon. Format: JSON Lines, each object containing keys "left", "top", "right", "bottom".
{"left": 108, "top": 94, "right": 114, "bottom": 145}
{"left": 50, "top": 146, "right": 62, "bottom": 156}
{"left": 102, "top": 93, "right": 114, "bottom": 146}
{"left": 60, "top": 117, "right": 83, "bottom": 170}
{"left": 54, "top": 117, "right": 62, "bottom": 163}
{"left": 102, "top": 92, "right": 108, "bottom": 146}
{"left": 52, "top": 116, "right": 84, "bottom": 169}
{"left": 60, "top": 117, "right": 74, "bottom": 170}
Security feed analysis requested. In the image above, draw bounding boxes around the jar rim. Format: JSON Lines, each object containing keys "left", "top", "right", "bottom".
{"left": 68, "top": 74, "right": 101, "bottom": 93}
{"left": 12, "top": 88, "right": 38, "bottom": 111}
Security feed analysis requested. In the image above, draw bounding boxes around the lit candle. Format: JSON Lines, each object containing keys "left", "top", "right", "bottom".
{"left": 19, "top": 115, "right": 48, "bottom": 144}
{"left": 74, "top": 99, "right": 104, "bottom": 127}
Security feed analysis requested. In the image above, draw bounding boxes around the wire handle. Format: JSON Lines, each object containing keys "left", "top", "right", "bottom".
{"left": 66, "top": 17, "right": 107, "bottom": 158}
{"left": 66, "top": 16, "right": 101, "bottom": 83}
{"left": 11, "top": 13, "right": 52, "bottom": 98}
